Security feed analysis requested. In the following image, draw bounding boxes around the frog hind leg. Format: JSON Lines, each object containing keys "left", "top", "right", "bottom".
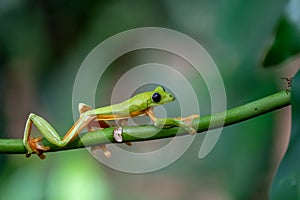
{"left": 78, "top": 103, "right": 111, "bottom": 158}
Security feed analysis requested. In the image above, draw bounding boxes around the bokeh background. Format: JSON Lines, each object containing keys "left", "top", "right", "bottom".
{"left": 0, "top": 0, "right": 299, "bottom": 199}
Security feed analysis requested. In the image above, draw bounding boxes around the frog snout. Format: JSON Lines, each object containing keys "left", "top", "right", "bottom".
{"left": 169, "top": 94, "right": 175, "bottom": 101}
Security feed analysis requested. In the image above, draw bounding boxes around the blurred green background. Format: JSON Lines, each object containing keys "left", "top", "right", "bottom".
{"left": 0, "top": 0, "right": 299, "bottom": 199}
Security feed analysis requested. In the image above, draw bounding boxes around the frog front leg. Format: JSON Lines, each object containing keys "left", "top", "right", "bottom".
{"left": 145, "top": 108, "right": 199, "bottom": 134}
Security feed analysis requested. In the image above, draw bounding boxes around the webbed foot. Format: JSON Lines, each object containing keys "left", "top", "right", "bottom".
{"left": 91, "top": 145, "right": 111, "bottom": 158}
{"left": 178, "top": 114, "right": 200, "bottom": 135}
{"left": 26, "top": 137, "right": 50, "bottom": 159}
{"left": 154, "top": 114, "right": 199, "bottom": 135}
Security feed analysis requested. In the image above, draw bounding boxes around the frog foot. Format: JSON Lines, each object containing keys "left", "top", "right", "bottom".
{"left": 26, "top": 137, "right": 50, "bottom": 159}
{"left": 179, "top": 114, "right": 200, "bottom": 135}
{"left": 91, "top": 145, "right": 111, "bottom": 158}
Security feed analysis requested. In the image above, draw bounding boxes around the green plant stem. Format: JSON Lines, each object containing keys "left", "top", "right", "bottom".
{"left": 0, "top": 90, "right": 291, "bottom": 155}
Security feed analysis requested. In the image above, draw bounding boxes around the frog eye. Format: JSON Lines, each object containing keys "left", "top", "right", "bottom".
{"left": 152, "top": 93, "right": 161, "bottom": 103}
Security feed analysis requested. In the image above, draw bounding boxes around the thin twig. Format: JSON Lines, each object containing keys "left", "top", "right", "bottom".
{"left": 0, "top": 90, "right": 291, "bottom": 155}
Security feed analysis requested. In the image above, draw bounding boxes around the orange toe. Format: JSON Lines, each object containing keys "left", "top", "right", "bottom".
{"left": 27, "top": 137, "right": 50, "bottom": 159}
